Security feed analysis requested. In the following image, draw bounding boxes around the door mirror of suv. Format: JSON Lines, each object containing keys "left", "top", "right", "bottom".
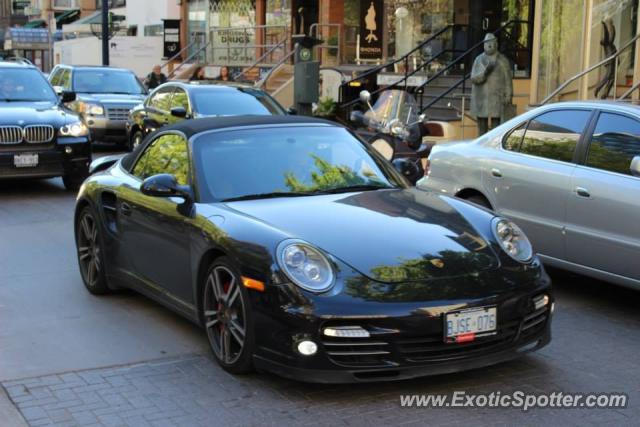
{"left": 170, "top": 107, "right": 188, "bottom": 118}
{"left": 631, "top": 156, "right": 640, "bottom": 177}
{"left": 140, "top": 174, "right": 191, "bottom": 200}
{"left": 287, "top": 107, "right": 297, "bottom": 115}
{"left": 60, "top": 91, "right": 76, "bottom": 103}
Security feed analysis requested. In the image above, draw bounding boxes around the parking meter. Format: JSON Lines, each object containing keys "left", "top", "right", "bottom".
{"left": 292, "top": 35, "right": 323, "bottom": 116}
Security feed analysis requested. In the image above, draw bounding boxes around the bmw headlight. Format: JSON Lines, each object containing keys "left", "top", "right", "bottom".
{"left": 78, "top": 102, "right": 104, "bottom": 116}
{"left": 59, "top": 121, "right": 89, "bottom": 137}
{"left": 492, "top": 218, "right": 533, "bottom": 262}
{"left": 277, "top": 240, "right": 335, "bottom": 293}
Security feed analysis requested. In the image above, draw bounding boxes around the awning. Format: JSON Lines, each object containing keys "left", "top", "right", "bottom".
{"left": 23, "top": 20, "right": 46, "bottom": 29}
{"left": 56, "top": 9, "right": 81, "bottom": 27}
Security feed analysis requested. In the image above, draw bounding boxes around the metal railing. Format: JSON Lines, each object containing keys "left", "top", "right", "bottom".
{"left": 309, "top": 23, "right": 342, "bottom": 64}
{"left": 160, "top": 40, "right": 200, "bottom": 72}
{"left": 540, "top": 33, "right": 640, "bottom": 105}
{"left": 235, "top": 36, "right": 291, "bottom": 83}
{"left": 168, "top": 40, "right": 213, "bottom": 79}
{"left": 256, "top": 49, "right": 295, "bottom": 90}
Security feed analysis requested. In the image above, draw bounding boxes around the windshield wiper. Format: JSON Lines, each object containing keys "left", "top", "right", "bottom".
{"left": 221, "top": 191, "right": 317, "bottom": 202}
{"left": 318, "top": 184, "right": 394, "bottom": 194}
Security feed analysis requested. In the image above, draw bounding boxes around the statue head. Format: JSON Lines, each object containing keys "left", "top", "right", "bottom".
{"left": 483, "top": 33, "right": 498, "bottom": 55}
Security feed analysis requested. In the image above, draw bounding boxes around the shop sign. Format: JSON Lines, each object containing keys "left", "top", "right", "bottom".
{"left": 359, "top": 0, "right": 384, "bottom": 59}
{"left": 163, "top": 19, "right": 181, "bottom": 59}
{"left": 211, "top": 28, "right": 255, "bottom": 66}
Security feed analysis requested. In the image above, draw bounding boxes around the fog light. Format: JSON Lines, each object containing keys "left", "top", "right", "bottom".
{"left": 533, "top": 294, "right": 550, "bottom": 310}
{"left": 64, "top": 146, "right": 73, "bottom": 154}
{"left": 323, "top": 326, "right": 370, "bottom": 338}
{"left": 297, "top": 340, "right": 317, "bottom": 356}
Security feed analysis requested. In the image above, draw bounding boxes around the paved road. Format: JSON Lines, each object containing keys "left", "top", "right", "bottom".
{"left": 1, "top": 169, "right": 639, "bottom": 426}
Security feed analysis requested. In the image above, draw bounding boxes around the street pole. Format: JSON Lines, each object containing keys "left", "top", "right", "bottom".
{"left": 101, "top": 0, "right": 109, "bottom": 66}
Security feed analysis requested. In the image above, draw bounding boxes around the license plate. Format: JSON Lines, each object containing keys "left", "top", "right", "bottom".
{"left": 445, "top": 306, "right": 497, "bottom": 343}
{"left": 14, "top": 153, "right": 38, "bottom": 168}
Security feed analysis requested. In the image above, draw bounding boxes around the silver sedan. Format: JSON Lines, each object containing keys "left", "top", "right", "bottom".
{"left": 418, "top": 101, "right": 640, "bottom": 290}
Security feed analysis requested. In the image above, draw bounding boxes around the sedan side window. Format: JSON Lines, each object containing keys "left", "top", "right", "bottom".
{"left": 148, "top": 87, "right": 173, "bottom": 112}
{"left": 49, "top": 69, "right": 61, "bottom": 86}
{"left": 586, "top": 112, "right": 640, "bottom": 176}
{"left": 503, "top": 122, "right": 527, "bottom": 152}
{"left": 171, "top": 88, "right": 190, "bottom": 112}
{"left": 60, "top": 69, "right": 72, "bottom": 90}
{"left": 519, "top": 110, "right": 591, "bottom": 163}
{"left": 131, "top": 134, "right": 189, "bottom": 185}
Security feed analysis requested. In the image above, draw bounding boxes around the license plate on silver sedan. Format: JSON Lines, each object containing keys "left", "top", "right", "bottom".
{"left": 14, "top": 153, "right": 39, "bottom": 168}
{"left": 445, "top": 306, "right": 497, "bottom": 343}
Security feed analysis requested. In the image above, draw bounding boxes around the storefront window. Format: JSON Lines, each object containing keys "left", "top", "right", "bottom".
{"left": 536, "top": 0, "right": 586, "bottom": 101}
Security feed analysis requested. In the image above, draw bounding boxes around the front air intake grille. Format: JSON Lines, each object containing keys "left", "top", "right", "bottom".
{"left": 107, "top": 107, "right": 131, "bottom": 121}
{"left": 0, "top": 126, "right": 23, "bottom": 144}
{"left": 322, "top": 339, "right": 395, "bottom": 368}
{"left": 24, "top": 125, "right": 54, "bottom": 143}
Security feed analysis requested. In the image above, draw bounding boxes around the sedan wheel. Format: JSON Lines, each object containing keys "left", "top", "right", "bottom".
{"left": 76, "top": 207, "right": 109, "bottom": 294}
{"left": 203, "top": 258, "right": 254, "bottom": 373}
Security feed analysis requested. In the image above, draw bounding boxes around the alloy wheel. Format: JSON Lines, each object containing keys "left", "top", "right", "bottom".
{"left": 77, "top": 212, "right": 101, "bottom": 289}
{"left": 204, "top": 266, "right": 247, "bottom": 365}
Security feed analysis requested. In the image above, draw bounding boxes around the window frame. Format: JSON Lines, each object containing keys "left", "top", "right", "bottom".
{"left": 128, "top": 130, "right": 194, "bottom": 189}
{"left": 577, "top": 109, "right": 640, "bottom": 179}
{"left": 499, "top": 107, "right": 595, "bottom": 165}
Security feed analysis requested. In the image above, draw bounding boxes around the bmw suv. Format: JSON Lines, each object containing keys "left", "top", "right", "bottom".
{"left": 49, "top": 65, "right": 147, "bottom": 147}
{"left": 0, "top": 61, "right": 91, "bottom": 190}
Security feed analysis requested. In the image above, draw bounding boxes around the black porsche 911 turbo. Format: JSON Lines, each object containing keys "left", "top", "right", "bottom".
{"left": 74, "top": 115, "right": 553, "bottom": 383}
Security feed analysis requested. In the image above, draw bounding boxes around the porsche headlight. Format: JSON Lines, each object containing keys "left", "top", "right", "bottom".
{"left": 492, "top": 218, "right": 533, "bottom": 262}
{"left": 59, "top": 121, "right": 89, "bottom": 137}
{"left": 78, "top": 102, "right": 104, "bottom": 116}
{"left": 277, "top": 240, "right": 335, "bottom": 293}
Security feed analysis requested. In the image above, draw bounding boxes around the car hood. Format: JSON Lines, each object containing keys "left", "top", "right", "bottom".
{"left": 0, "top": 101, "right": 79, "bottom": 127}
{"left": 224, "top": 188, "right": 499, "bottom": 283}
{"left": 77, "top": 93, "right": 146, "bottom": 105}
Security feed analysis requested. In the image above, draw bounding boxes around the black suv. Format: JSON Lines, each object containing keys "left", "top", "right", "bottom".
{"left": 0, "top": 61, "right": 91, "bottom": 190}
{"left": 126, "top": 82, "right": 286, "bottom": 150}
{"left": 49, "top": 65, "right": 147, "bottom": 147}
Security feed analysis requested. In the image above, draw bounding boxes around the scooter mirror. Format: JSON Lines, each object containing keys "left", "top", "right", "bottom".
{"left": 359, "top": 90, "right": 372, "bottom": 104}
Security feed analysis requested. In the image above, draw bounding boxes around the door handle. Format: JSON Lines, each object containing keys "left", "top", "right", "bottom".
{"left": 491, "top": 168, "right": 503, "bottom": 178}
{"left": 575, "top": 187, "right": 591, "bottom": 198}
{"left": 120, "top": 202, "right": 133, "bottom": 216}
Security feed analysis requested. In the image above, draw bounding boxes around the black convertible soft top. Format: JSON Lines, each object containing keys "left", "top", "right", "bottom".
{"left": 160, "top": 115, "right": 338, "bottom": 139}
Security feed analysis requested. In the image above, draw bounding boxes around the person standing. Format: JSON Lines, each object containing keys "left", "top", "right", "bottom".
{"left": 470, "top": 33, "right": 513, "bottom": 135}
{"left": 145, "top": 65, "right": 167, "bottom": 90}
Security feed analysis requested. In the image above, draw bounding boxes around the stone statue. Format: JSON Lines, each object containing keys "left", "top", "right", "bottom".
{"left": 470, "top": 33, "right": 513, "bottom": 135}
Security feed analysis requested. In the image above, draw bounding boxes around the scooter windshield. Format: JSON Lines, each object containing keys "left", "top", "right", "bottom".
{"left": 364, "top": 89, "right": 419, "bottom": 128}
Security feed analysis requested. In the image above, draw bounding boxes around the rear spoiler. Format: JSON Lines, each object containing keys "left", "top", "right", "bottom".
{"left": 89, "top": 154, "right": 126, "bottom": 175}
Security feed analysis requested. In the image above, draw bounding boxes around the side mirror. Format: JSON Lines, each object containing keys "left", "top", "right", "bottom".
{"left": 287, "top": 107, "right": 298, "bottom": 115}
{"left": 359, "top": 90, "right": 371, "bottom": 104}
{"left": 140, "top": 174, "right": 191, "bottom": 200}
{"left": 170, "top": 107, "right": 188, "bottom": 118}
{"left": 631, "top": 156, "right": 640, "bottom": 177}
{"left": 350, "top": 110, "right": 365, "bottom": 126}
{"left": 53, "top": 85, "right": 64, "bottom": 95}
{"left": 392, "top": 158, "right": 422, "bottom": 185}
{"left": 61, "top": 91, "right": 76, "bottom": 103}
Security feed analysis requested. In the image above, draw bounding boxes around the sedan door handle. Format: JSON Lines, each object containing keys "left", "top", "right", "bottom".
{"left": 120, "top": 202, "right": 133, "bottom": 216}
{"left": 575, "top": 187, "right": 591, "bottom": 198}
{"left": 491, "top": 168, "right": 503, "bottom": 178}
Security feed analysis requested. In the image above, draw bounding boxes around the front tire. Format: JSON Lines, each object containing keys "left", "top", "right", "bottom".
{"left": 128, "top": 130, "right": 144, "bottom": 152}
{"left": 63, "top": 169, "right": 88, "bottom": 191}
{"left": 202, "top": 257, "right": 254, "bottom": 374}
{"left": 76, "top": 206, "right": 110, "bottom": 295}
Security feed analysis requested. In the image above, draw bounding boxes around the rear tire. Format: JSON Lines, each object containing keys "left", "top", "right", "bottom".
{"left": 202, "top": 257, "right": 255, "bottom": 374}
{"left": 465, "top": 194, "right": 492, "bottom": 210}
{"left": 75, "top": 206, "right": 110, "bottom": 295}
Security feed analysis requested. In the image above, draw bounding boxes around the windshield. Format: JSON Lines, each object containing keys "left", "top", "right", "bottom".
{"left": 0, "top": 68, "right": 57, "bottom": 102}
{"left": 364, "top": 89, "right": 419, "bottom": 127}
{"left": 193, "top": 126, "right": 402, "bottom": 202}
{"left": 73, "top": 69, "right": 145, "bottom": 94}
{"left": 192, "top": 88, "right": 285, "bottom": 116}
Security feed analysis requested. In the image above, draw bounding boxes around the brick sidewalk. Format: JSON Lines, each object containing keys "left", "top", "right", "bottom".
{"left": 3, "top": 346, "right": 637, "bottom": 427}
